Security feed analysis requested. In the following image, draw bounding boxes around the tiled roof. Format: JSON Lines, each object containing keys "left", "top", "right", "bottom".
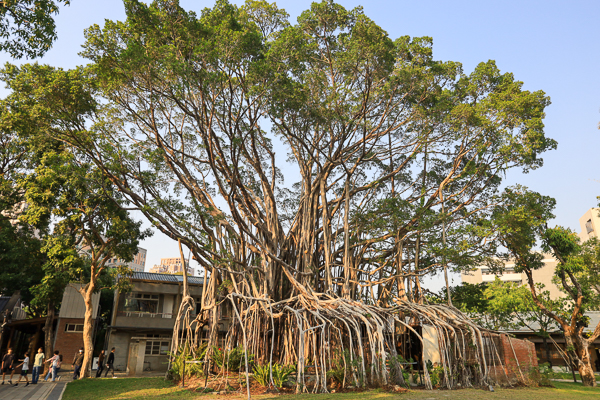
{"left": 131, "top": 272, "right": 204, "bottom": 285}
{"left": 505, "top": 311, "right": 600, "bottom": 334}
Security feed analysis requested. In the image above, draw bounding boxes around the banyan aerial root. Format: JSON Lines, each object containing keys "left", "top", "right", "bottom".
{"left": 170, "top": 291, "right": 523, "bottom": 396}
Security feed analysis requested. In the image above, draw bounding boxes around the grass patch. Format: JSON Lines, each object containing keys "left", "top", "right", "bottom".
{"left": 62, "top": 377, "right": 600, "bottom": 400}
{"left": 62, "top": 377, "right": 197, "bottom": 400}
{"left": 553, "top": 372, "right": 600, "bottom": 381}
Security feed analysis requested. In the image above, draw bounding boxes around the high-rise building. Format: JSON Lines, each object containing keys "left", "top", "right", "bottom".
{"left": 149, "top": 257, "right": 194, "bottom": 276}
{"left": 578, "top": 207, "right": 600, "bottom": 242}
{"left": 105, "top": 247, "right": 148, "bottom": 273}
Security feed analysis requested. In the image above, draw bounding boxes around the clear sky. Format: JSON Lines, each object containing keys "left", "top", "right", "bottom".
{"left": 2, "top": 0, "right": 599, "bottom": 289}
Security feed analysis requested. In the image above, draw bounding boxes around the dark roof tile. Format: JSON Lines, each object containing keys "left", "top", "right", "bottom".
{"left": 131, "top": 272, "right": 204, "bottom": 285}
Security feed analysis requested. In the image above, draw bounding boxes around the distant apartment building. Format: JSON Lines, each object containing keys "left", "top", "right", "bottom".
{"left": 105, "top": 247, "right": 148, "bottom": 273}
{"left": 461, "top": 254, "right": 563, "bottom": 299}
{"left": 149, "top": 257, "right": 194, "bottom": 276}
{"left": 578, "top": 207, "right": 600, "bottom": 241}
{"left": 462, "top": 208, "right": 600, "bottom": 300}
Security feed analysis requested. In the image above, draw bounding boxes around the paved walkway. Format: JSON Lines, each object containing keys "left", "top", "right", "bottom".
{"left": 0, "top": 381, "right": 66, "bottom": 400}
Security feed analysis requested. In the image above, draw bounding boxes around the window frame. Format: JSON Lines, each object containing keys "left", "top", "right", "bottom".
{"left": 65, "top": 323, "right": 84, "bottom": 333}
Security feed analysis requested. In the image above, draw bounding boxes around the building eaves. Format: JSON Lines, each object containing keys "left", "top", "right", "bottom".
{"left": 131, "top": 272, "right": 204, "bottom": 285}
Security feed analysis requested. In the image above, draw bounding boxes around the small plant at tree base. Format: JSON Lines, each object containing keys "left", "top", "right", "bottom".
{"left": 426, "top": 360, "right": 444, "bottom": 387}
{"left": 253, "top": 364, "right": 270, "bottom": 387}
{"left": 528, "top": 363, "right": 556, "bottom": 387}
{"left": 272, "top": 363, "right": 296, "bottom": 388}
{"left": 327, "top": 349, "right": 363, "bottom": 387}
{"left": 211, "top": 346, "right": 254, "bottom": 371}
{"left": 253, "top": 362, "right": 296, "bottom": 388}
{"left": 169, "top": 343, "right": 208, "bottom": 380}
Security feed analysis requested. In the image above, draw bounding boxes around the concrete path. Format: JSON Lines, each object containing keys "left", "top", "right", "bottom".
{"left": 0, "top": 381, "right": 66, "bottom": 400}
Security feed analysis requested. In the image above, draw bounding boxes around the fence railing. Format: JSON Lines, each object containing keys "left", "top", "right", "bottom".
{"left": 117, "top": 311, "right": 173, "bottom": 319}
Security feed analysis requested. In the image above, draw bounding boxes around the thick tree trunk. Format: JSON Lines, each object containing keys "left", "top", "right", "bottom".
{"left": 43, "top": 303, "right": 55, "bottom": 376}
{"left": 566, "top": 331, "right": 596, "bottom": 387}
{"left": 80, "top": 286, "right": 95, "bottom": 379}
{"left": 541, "top": 335, "right": 551, "bottom": 368}
{"left": 575, "top": 337, "right": 596, "bottom": 387}
{"left": 542, "top": 336, "right": 552, "bottom": 368}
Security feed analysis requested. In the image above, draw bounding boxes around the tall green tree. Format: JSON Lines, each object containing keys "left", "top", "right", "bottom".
{"left": 0, "top": 0, "right": 71, "bottom": 59}
{"left": 484, "top": 279, "right": 563, "bottom": 367}
{"left": 489, "top": 186, "right": 600, "bottom": 386}
{"left": 0, "top": 63, "right": 151, "bottom": 379}
{"left": 23, "top": 150, "right": 150, "bottom": 378}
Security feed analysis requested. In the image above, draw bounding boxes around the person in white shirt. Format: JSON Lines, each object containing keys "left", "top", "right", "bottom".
{"left": 43, "top": 351, "right": 61, "bottom": 382}
{"left": 12, "top": 353, "right": 29, "bottom": 386}
{"left": 32, "top": 348, "right": 44, "bottom": 384}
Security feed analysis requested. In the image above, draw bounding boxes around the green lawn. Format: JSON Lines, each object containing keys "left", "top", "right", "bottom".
{"left": 62, "top": 378, "right": 600, "bottom": 400}
{"left": 553, "top": 372, "right": 600, "bottom": 382}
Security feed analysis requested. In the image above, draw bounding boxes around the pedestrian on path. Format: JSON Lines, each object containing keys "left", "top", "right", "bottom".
{"left": 72, "top": 348, "right": 84, "bottom": 380}
{"left": 32, "top": 348, "right": 44, "bottom": 384}
{"left": 104, "top": 347, "right": 115, "bottom": 378}
{"left": 12, "top": 353, "right": 30, "bottom": 387}
{"left": 95, "top": 350, "right": 105, "bottom": 378}
{"left": 1, "top": 348, "right": 15, "bottom": 385}
{"left": 44, "top": 351, "right": 61, "bottom": 382}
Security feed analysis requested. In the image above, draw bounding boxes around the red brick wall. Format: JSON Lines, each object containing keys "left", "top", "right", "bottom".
{"left": 489, "top": 335, "right": 538, "bottom": 384}
{"left": 501, "top": 335, "right": 538, "bottom": 371}
{"left": 53, "top": 318, "right": 89, "bottom": 371}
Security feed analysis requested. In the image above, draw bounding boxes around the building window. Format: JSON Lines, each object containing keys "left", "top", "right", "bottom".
{"left": 65, "top": 324, "right": 84, "bottom": 332}
{"left": 586, "top": 219, "right": 594, "bottom": 234}
{"left": 145, "top": 335, "right": 170, "bottom": 355}
{"left": 123, "top": 293, "right": 159, "bottom": 313}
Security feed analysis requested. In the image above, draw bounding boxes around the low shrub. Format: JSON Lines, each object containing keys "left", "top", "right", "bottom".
{"left": 168, "top": 343, "right": 208, "bottom": 380}
{"left": 253, "top": 362, "right": 296, "bottom": 388}
{"left": 528, "top": 362, "right": 556, "bottom": 387}
{"left": 272, "top": 363, "right": 296, "bottom": 388}
{"left": 253, "top": 364, "right": 270, "bottom": 387}
{"left": 327, "top": 349, "right": 363, "bottom": 387}
{"left": 211, "top": 345, "right": 254, "bottom": 371}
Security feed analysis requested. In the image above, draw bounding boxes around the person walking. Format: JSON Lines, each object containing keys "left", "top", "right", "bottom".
{"left": 1, "top": 348, "right": 15, "bottom": 385}
{"left": 104, "top": 347, "right": 115, "bottom": 378}
{"left": 12, "top": 352, "right": 30, "bottom": 387}
{"left": 32, "top": 348, "right": 44, "bottom": 384}
{"left": 95, "top": 350, "right": 105, "bottom": 378}
{"left": 72, "top": 348, "right": 84, "bottom": 380}
{"left": 44, "top": 351, "right": 61, "bottom": 382}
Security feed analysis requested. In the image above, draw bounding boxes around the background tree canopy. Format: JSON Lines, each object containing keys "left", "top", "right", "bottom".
{"left": 0, "top": 0, "right": 71, "bottom": 59}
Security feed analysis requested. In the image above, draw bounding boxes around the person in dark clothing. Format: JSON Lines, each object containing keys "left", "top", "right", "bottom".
{"left": 95, "top": 350, "right": 105, "bottom": 378}
{"left": 72, "top": 348, "right": 84, "bottom": 380}
{"left": 1, "top": 348, "right": 15, "bottom": 385}
{"left": 104, "top": 347, "right": 115, "bottom": 378}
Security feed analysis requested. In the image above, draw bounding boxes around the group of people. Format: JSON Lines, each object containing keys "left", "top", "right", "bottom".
{"left": 0, "top": 346, "right": 116, "bottom": 386}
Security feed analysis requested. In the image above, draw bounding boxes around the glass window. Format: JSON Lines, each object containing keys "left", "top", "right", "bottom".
{"left": 65, "top": 324, "right": 84, "bottom": 332}
{"left": 145, "top": 339, "right": 170, "bottom": 355}
{"left": 586, "top": 219, "right": 594, "bottom": 234}
{"left": 123, "top": 293, "right": 159, "bottom": 313}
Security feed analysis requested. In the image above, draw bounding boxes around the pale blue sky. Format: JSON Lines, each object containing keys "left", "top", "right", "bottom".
{"left": 2, "top": 0, "right": 598, "bottom": 290}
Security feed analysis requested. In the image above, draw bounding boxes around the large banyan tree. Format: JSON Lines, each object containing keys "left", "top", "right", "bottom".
{"left": 4, "top": 0, "right": 556, "bottom": 392}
